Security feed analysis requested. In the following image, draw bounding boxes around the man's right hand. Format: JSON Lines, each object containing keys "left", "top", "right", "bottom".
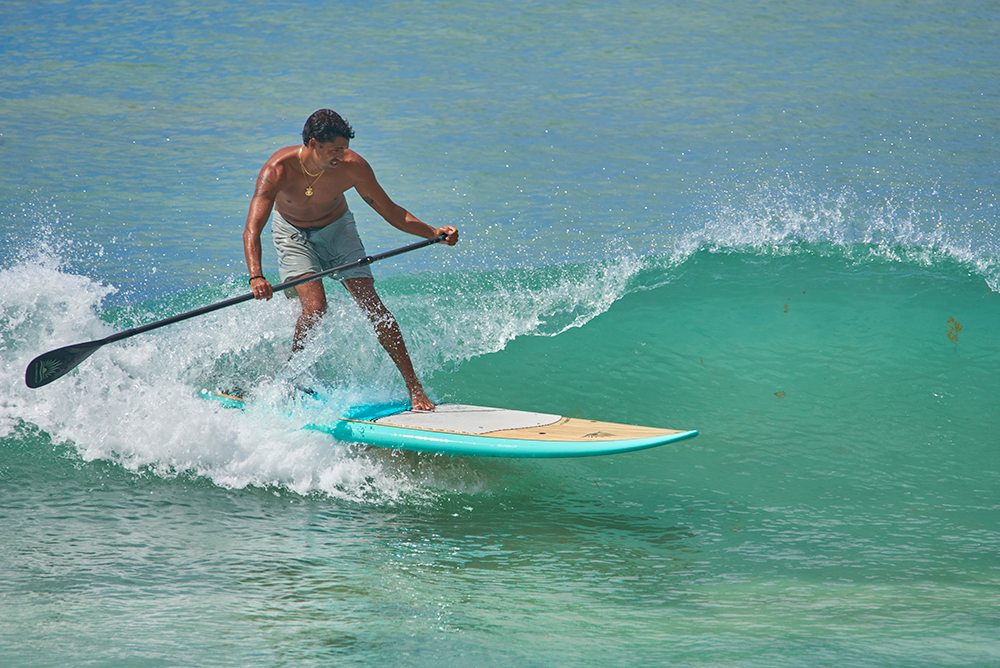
{"left": 250, "top": 276, "right": 273, "bottom": 301}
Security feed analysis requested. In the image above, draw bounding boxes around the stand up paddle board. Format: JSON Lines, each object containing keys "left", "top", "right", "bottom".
{"left": 204, "top": 391, "right": 698, "bottom": 458}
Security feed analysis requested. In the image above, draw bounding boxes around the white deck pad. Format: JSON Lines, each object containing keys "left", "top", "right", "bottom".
{"left": 374, "top": 403, "right": 561, "bottom": 435}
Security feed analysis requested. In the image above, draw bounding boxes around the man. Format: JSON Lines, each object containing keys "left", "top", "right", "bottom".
{"left": 243, "top": 109, "right": 458, "bottom": 411}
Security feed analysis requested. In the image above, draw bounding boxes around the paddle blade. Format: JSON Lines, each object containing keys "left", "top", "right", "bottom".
{"left": 25, "top": 341, "right": 102, "bottom": 388}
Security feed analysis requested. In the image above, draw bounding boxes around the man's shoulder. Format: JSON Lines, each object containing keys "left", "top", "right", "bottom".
{"left": 258, "top": 146, "right": 301, "bottom": 183}
{"left": 342, "top": 148, "right": 368, "bottom": 165}
{"left": 266, "top": 145, "right": 301, "bottom": 165}
{"left": 340, "top": 149, "right": 375, "bottom": 178}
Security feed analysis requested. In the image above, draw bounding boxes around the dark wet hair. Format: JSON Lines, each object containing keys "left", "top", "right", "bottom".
{"left": 302, "top": 109, "right": 355, "bottom": 145}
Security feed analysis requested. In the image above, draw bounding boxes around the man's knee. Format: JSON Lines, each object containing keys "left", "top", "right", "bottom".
{"left": 294, "top": 279, "right": 328, "bottom": 315}
{"left": 301, "top": 302, "right": 327, "bottom": 322}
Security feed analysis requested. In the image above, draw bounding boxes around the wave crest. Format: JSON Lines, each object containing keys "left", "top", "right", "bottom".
{"left": 672, "top": 176, "right": 999, "bottom": 291}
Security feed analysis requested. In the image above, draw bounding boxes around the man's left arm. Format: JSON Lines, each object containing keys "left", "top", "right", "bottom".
{"left": 354, "top": 159, "right": 459, "bottom": 246}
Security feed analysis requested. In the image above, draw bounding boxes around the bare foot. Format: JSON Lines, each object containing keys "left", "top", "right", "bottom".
{"left": 409, "top": 387, "right": 435, "bottom": 412}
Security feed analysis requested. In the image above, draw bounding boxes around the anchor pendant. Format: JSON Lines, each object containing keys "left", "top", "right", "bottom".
{"left": 305, "top": 187, "right": 314, "bottom": 197}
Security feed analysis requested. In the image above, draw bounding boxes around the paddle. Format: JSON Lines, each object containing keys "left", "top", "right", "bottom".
{"left": 25, "top": 233, "right": 447, "bottom": 389}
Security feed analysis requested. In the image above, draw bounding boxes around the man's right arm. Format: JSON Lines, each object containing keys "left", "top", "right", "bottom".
{"left": 244, "top": 165, "right": 281, "bottom": 300}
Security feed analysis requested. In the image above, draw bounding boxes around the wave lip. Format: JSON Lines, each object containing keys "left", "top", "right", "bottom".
{"left": 670, "top": 179, "right": 999, "bottom": 291}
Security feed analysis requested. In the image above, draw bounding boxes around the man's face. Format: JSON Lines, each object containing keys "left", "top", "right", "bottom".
{"left": 310, "top": 137, "right": 349, "bottom": 170}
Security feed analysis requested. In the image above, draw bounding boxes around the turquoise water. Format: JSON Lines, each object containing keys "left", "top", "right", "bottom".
{"left": 2, "top": 1, "right": 998, "bottom": 666}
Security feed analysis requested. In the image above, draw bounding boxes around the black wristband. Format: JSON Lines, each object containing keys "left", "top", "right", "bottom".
{"left": 248, "top": 275, "right": 265, "bottom": 284}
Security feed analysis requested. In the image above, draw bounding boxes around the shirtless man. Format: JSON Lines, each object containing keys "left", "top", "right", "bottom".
{"left": 243, "top": 109, "right": 458, "bottom": 411}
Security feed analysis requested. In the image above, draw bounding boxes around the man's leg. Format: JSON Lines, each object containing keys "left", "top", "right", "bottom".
{"left": 342, "top": 277, "right": 434, "bottom": 411}
{"left": 291, "top": 276, "right": 327, "bottom": 353}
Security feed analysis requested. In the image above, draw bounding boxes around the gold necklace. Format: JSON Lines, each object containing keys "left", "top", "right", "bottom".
{"left": 298, "top": 148, "right": 324, "bottom": 196}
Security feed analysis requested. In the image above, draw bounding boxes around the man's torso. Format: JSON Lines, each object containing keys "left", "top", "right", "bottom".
{"left": 271, "top": 146, "right": 359, "bottom": 228}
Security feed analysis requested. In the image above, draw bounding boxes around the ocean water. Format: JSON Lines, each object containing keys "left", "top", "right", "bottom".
{"left": 2, "top": 1, "right": 998, "bottom": 666}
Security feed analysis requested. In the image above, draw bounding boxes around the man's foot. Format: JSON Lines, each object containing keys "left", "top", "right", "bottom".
{"left": 409, "top": 387, "right": 435, "bottom": 412}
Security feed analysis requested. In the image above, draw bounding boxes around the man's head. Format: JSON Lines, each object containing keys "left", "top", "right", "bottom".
{"left": 302, "top": 109, "right": 355, "bottom": 146}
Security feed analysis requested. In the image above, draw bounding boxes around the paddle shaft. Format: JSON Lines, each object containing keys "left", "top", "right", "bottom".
{"left": 25, "top": 233, "right": 446, "bottom": 388}
{"left": 101, "top": 233, "right": 445, "bottom": 345}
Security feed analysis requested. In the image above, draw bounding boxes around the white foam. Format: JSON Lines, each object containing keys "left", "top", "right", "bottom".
{"left": 667, "top": 176, "right": 1000, "bottom": 292}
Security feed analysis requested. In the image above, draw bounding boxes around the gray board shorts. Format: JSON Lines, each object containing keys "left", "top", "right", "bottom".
{"left": 271, "top": 208, "right": 373, "bottom": 283}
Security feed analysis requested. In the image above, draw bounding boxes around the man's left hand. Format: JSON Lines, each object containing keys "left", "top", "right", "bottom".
{"left": 436, "top": 226, "right": 459, "bottom": 246}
